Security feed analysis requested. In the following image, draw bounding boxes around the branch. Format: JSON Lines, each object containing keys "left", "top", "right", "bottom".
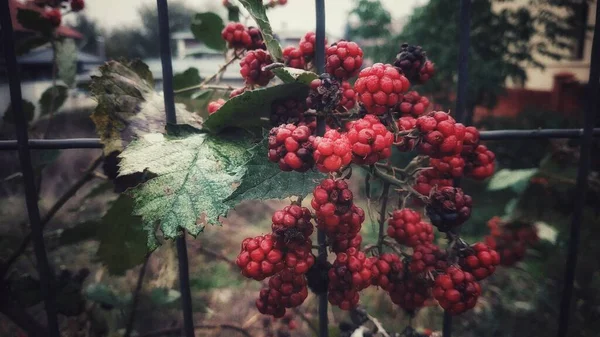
{"left": 197, "top": 245, "right": 237, "bottom": 269}
{"left": 0, "top": 155, "right": 104, "bottom": 278}
{"left": 377, "top": 183, "right": 390, "bottom": 255}
{"left": 124, "top": 254, "right": 152, "bottom": 337}
{"left": 137, "top": 324, "right": 253, "bottom": 337}
{"left": 174, "top": 52, "right": 242, "bottom": 94}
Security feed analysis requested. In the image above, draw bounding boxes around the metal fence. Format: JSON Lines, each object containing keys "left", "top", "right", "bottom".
{"left": 0, "top": 0, "right": 599, "bottom": 336}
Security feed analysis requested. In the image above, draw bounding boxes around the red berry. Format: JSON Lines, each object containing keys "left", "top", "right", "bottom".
{"left": 270, "top": 98, "right": 306, "bottom": 126}
{"left": 458, "top": 242, "right": 500, "bottom": 280}
{"left": 416, "top": 111, "right": 465, "bottom": 158}
{"left": 271, "top": 205, "right": 314, "bottom": 247}
{"left": 311, "top": 179, "right": 365, "bottom": 240}
{"left": 462, "top": 126, "right": 480, "bottom": 154}
{"left": 387, "top": 209, "right": 434, "bottom": 247}
{"left": 284, "top": 240, "right": 315, "bottom": 274}
{"left": 463, "top": 145, "right": 495, "bottom": 180}
{"left": 337, "top": 81, "right": 357, "bottom": 111}
{"left": 221, "top": 22, "right": 252, "bottom": 49}
{"left": 426, "top": 187, "right": 472, "bottom": 231}
{"left": 283, "top": 46, "right": 306, "bottom": 69}
{"left": 306, "top": 74, "right": 342, "bottom": 112}
{"left": 433, "top": 266, "right": 481, "bottom": 315}
{"left": 409, "top": 243, "right": 448, "bottom": 275}
{"left": 396, "top": 116, "right": 418, "bottom": 151}
{"left": 237, "top": 234, "right": 285, "bottom": 280}
{"left": 325, "top": 40, "right": 364, "bottom": 80}
{"left": 312, "top": 129, "right": 352, "bottom": 173}
{"left": 208, "top": 98, "right": 226, "bottom": 114}
{"left": 354, "top": 63, "right": 409, "bottom": 115}
{"left": 485, "top": 218, "right": 538, "bottom": 266}
{"left": 345, "top": 115, "right": 394, "bottom": 165}
{"left": 413, "top": 169, "right": 453, "bottom": 197}
{"left": 240, "top": 50, "right": 274, "bottom": 86}
{"left": 330, "top": 234, "right": 362, "bottom": 253}
{"left": 247, "top": 26, "right": 266, "bottom": 50}
{"left": 396, "top": 91, "right": 430, "bottom": 117}
{"left": 371, "top": 253, "right": 404, "bottom": 291}
{"left": 43, "top": 9, "right": 62, "bottom": 27}
{"left": 268, "top": 124, "right": 315, "bottom": 172}
{"left": 229, "top": 87, "right": 246, "bottom": 98}
{"left": 328, "top": 248, "right": 375, "bottom": 309}
{"left": 71, "top": 0, "right": 84, "bottom": 12}
{"left": 418, "top": 60, "right": 435, "bottom": 84}
{"left": 299, "top": 32, "right": 327, "bottom": 60}
{"left": 388, "top": 273, "right": 431, "bottom": 312}
{"left": 430, "top": 155, "right": 466, "bottom": 178}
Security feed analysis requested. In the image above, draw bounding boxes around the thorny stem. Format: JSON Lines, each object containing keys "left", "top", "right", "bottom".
{"left": 262, "top": 62, "right": 285, "bottom": 71}
{"left": 124, "top": 254, "right": 152, "bottom": 337}
{"left": 377, "top": 183, "right": 391, "bottom": 255}
{"left": 174, "top": 51, "right": 243, "bottom": 94}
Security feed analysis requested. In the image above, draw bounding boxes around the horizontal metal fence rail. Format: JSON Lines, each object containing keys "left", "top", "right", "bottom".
{"left": 0, "top": 0, "right": 598, "bottom": 336}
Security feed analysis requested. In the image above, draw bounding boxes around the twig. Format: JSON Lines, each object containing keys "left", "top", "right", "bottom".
{"left": 0, "top": 155, "right": 104, "bottom": 278}
{"left": 292, "top": 307, "right": 319, "bottom": 336}
{"left": 197, "top": 245, "right": 237, "bottom": 269}
{"left": 174, "top": 52, "right": 242, "bottom": 94}
{"left": 137, "top": 324, "right": 253, "bottom": 337}
{"left": 366, "top": 312, "right": 390, "bottom": 337}
{"left": 263, "top": 62, "right": 285, "bottom": 71}
{"left": 377, "top": 183, "right": 391, "bottom": 255}
{"left": 124, "top": 254, "right": 152, "bottom": 337}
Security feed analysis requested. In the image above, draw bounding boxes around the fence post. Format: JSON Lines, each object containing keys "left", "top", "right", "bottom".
{"left": 156, "top": 1, "right": 196, "bottom": 337}
{"left": 0, "top": 3, "right": 60, "bottom": 337}
{"left": 556, "top": 2, "right": 600, "bottom": 336}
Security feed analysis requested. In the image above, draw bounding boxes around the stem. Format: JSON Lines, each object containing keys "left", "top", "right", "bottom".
{"left": 262, "top": 62, "right": 285, "bottom": 71}
{"left": 377, "top": 183, "right": 391, "bottom": 255}
{"left": 124, "top": 254, "right": 152, "bottom": 337}
{"left": 0, "top": 155, "right": 104, "bottom": 278}
{"left": 43, "top": 39, "right": 58, "bottom": 140}
{"left": 174, "top": 52, "right": 242, "bottom": 94}
{"left": 292, "top": 307, "right": 319, "bottom": 336}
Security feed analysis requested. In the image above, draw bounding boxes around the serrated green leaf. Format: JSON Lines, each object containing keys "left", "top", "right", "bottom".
{"left": 90, "top": 60, "right": 203, "bottom": 155}
{"left": 272, "top": 67, "right": 318, "bottom": 85}
{"left": 118, "top": 128, "right": 253, "bottom": 249}
{"left": 203, "top": 83, "right": 308, "bottom": 133}
{"left": 55, "top": 39, "right": 77, "bottom": 87}
{"left": 225, "top": 139, "right": 323, "bottom": 205}
{"left": 3, "top": 99, "right": 35, "bottom": 124}
{"left": 228, "top": 6, "right": 241, "bottom": 22}
{"left": 95, "top": 195, "right": 148, "bottom": 275}
{"left": 173, "top": 68, "right": 202, "bottom": 98}
{"left": 39, "top": 85, "right": 68, "bottom": 115}
{"left": 16, "top": 9, "right": 53, "bottom": 33}
{"left": 191, "top": 12, "right": 226, "bottom": 51}
{"left": 238, "top": 0, "right": 282, "bottom": 60}
{"left": 487, "top": 168, "right": 538, "bottom": 194}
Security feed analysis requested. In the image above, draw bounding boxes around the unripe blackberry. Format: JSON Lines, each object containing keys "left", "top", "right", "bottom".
{"left": 247, "top": 26, "right": 266, "bottom": 50}
{"left": 268, "top": 269, "right": 309, "bottom": 308}
{"left": 221, "top": 22, "right": 252, "bottom": 49}
{"left": 396, "top": 116, "right": 418, "bottom": 151}
{"left": 485, "top": 218, "right": 538, "bottom": 266}
{"left": 413, "top": 169, "right": 453, "bottom": 197}
{"left": 268, "top": 124, "right": 315, "bottom": 172}
{"left": 393, "top": 43, "right": 426, "bottom": 84}
{"left": 354, "top": 63, "right": 410, "bottom": 115}
{"left": 371, "top": 253, "right": 404, "bottom": 291}
{"left": 312, "top": 129, "right": 353, "bottom": 173}
{"left": 463, "top": 145, "right": 495, "bottom": 180}
{"left": 461, "top": 126, "right": 480, "bottom": 155}
{"left": 325, "top": 40, "right": 364, "bottom": 80}
{"left": 240, "top": 50, "right": 275, "bottom": 86}
{"left": 387, "top": 209, "right": 434, "bottom": 247}
{"left": 426, "top": 187, "right": 472, "bottom": 231}
{"left": 237, "top": 234, "right": 285, "bottom": 280}
{"left": 306, "top": 74, "right": 342, "bottom": 112}
{"left": 458, "top": 242, "right": 500, "bottom": 280}
{"left": 433, "top": 266, "right": 481, "bottom": 315}
{"left": 256, "top": 288, "right": 286, "bottom": 318}
{"left": 328, "top": 288, "right": 360, "bottom": 311}
{"left": 409, "top": 243, "right": 448, "bottom": 275}
{"left": 330, "top": 234, "right": 362, "bottom": 254}
{"left": 270, "top": 98, "right": 306, "bottom": 126}
{"left": 430, "top": 155, "right": 466, "bottom": 178}
{"left": 345, "top": 115, "right": 394, "bottom": 165}
{"left": 418, "top": 60, "right": 435, "bottom": 84}
{"left": 299, "top": 32, "right": 327, "bottom": 61}
{"left": 271, "top": 205, "right": 314, "bottom": 247}
{"left": 311, "top": 179, "right": 365, "bottom": 240}
{"left": 283, "top": 46, "right": 306, "bottom": 69}
{"left": 396, "top": 91, "right": 430, "bottom": 117}
{"left": 208, "top": 99, "right": 226, "bottom": 115}
{"left": 284, "top": 240, "right": 315, "bottom": 275}
{"left": 328, "top": 248, "right": 374, "bottom": 291}
{"left": 416, "top": 111, "right": 465, "bottom": 158}
{"left": 388, "top": 274, "right": 431, "bottom": 312}
{"left": 338, "top": 81, "right": 357, "bottom": 111}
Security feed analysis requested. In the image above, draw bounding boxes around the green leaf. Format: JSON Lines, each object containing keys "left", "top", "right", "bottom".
{"left": 55, "top": 39, "right": 78, "bottom": 87}
{"left": 238, "top": 0, "right": 283, "bottom": 60}
{"left": 85, "top": 283, "right": 130, "bottom": 309}
{"left": 149, "top": 288, "right": 181, "bottom": 306}
{"left": 203, "top": 83, "right": 308, "bottom": 133}
{"left": 190, "top": 12, "right": 226, "bottom": 51}
{"left": 225, "top": 139, "right": 323, "bottom": 205}
{"left": 118, "top": 128, "right": 253, "bottom": 249}
{"left": 58, "top": 221, "right": 99, "bottom": 246}
{"left": 487, "top": 168, "right": 538, "bottom": 194}
{"left": 3, "top": 99, "right": 35, "bottom": 124}
{"left": 95, "top": 195, "right": 148, "bottom": 275}
{"left": 16, "top": 9, "right": 53, "bottom": 33}
{"left": 228, "top": 6, "right": 241, "bottom": 22}
{"left": 90, "top": 60, "right": 203, "bottom": 155}
{"left": 272, "top": 67, "right": 318, "bottom": 85}
{"left": 173, "top": 68, "right": 202, "bottom": 98}
{"left": 16, "top": 35, "right": 49, "bottom": 55}
{"left": 39, "top": 85, "right": 68, "bottom": 115}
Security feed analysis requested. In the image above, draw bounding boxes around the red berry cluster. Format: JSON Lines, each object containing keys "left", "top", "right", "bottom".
{"left": 283, "top": 46, "right": 306, "bottom": 69}
{"left": 433, "top": 266, "right": 481, "bottom": 315}
{"left": 271, "top": 205, "right": 314, "bottom": 248}
{"left": 256, "top": 269, "right": 308, "bottom": 318}
{"left": 300, "top": 32, "right": 327, "bottom": 63}
{"left": 371, "top": 253, "right": 404, "bottom": 291}
{"left": 413, "top": 169, "right": 453, "bottom": 197}
{"left": 458, "top": 242, "right": 500, "bottom": 280}
{"left": 425, "top": 186, "right": 473, "bottom": 232}
{"left": 312, "top": 130, "right": 352, "bottom": 173}
{"left": 387, "top": 209, "right": 434, "bottom": 247}
{"left": 236, "top": 234, "right": 285, "bottom": 281}
{"left": 268, "top": 124, "right": 314, "bottom": 172}
{"left": 388, "top": 274, "right": 432, "bottom": 312}
{"left": 325, "top": 40, "right": 364, "bottom": 80}
{"left": 328, "top": 248, "right": 374, "bottom": 309}
{"left": 354, "top": 63, "right": 410, "bottom": 115}
{"left": 345, "top": 115, "right": 394, "bottom": 165}
{"left": 207, "top": 99, "right": 226, "bottom": 115}
{"left": 338, "top": 81, "right": 357, "bottom": 111}
{"left": 463, "top": 144, "right": 496, "bottom": 180}
{"left": 306, "top": 74, "right": 342, "bottom": 112}
{"left": 396, "top": 91, "right": 430, "bottom": 117}
{"left": 409, "top": 243, "right": 448, "bottom": 275}
{"left": 221, "top": 22, "right": 253, "bottom": 50}
{"left": 240, "top": 50, "right": 274, "bottom": 86}
{"left": 485, "top": 217, "right": 538, "bottom": 266}
{"left": 415, "top": 111, "right": 466, "bottom": 158}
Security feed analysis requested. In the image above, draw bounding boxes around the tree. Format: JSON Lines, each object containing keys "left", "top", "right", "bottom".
{"left": 73, "top": 14, "right": 102, "bottom": 56}
{"left": 347, "top": 0, "right": 589, "bottom": 123}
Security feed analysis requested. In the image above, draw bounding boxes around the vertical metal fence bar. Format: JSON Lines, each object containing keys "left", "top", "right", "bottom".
{"left": 0, "top": 3, "right": 60, "bottom": 337}
{"left": 556, "top": 3, "right": 600, "bottom": 336}
{"left": 314, "top": 0, "right": 328, "bottom": 336}
{"left": 156, "top": 1, "right": 195, "bottom": 337}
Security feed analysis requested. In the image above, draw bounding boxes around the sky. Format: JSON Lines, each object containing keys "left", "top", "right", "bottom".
{"left": 80, "top": 0, "right": 427, "bottom": 38}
